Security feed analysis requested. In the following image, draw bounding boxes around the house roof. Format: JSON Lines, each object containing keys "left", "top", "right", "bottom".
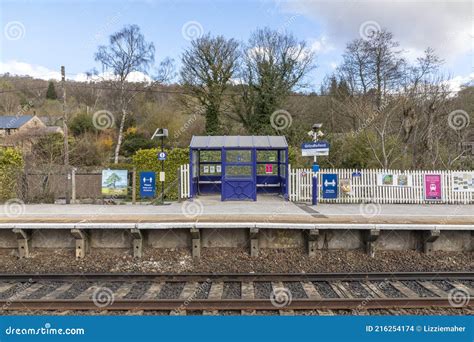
{"left": 0, "top": 115, "right": 34, "bottom": 129}
{"left": 190, "top": 135, "right": 288, "bottom": 149}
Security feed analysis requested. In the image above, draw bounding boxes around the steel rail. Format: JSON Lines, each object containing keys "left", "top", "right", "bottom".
{"left": 0, "top": 298, "right": 468, "bottom": 311}
{"left": 0, "top": 272, "right": 472, "bottom": 282}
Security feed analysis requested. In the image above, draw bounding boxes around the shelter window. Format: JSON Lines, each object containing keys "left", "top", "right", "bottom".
{"left": 225, "top": 165, "right": 252, "bottom": 178}
{"left": 199, "top": 150, "right": 221, "bottom": 176}
{"left": 226, "top": 150, "right": 251, "bottom": 163}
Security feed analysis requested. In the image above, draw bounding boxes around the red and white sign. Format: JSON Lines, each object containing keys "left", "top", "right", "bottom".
{"left": 265, "top": 164, "right": 273, "bottom": 174}
{"left": 424, "top": 174, "right": 442, "bottom": 200}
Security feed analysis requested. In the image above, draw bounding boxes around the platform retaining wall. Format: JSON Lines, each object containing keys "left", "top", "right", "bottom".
{"left": 0, "top": 229, "right": 471, "bottom": 256}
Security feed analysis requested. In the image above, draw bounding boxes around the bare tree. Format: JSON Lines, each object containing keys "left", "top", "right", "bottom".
{"left": 233, "top": 28, "right": 315, "bottom": 134}
{"left": 94, "top": 24, "right": 155, "bottom": 163}
{"left": 338, "top": 29, "right": 405, "bottom": 109}
{"left": 181, "top": 34, "right": 239, "bottom": 134}
{"left": 155, "top": 57, "right": 177, "bottom": 84}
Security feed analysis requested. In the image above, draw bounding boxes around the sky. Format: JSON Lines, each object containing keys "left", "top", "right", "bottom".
{"left": 0, "top": 0, "right": 472, "bottom": 92}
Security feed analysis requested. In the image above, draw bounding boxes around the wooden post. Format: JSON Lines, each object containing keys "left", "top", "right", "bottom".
{"left": 61, "top": 66, "right": 70, "bottom": 204}
{"left": 71, "top": 167, "right": 76, "bottom": 204}
{"left": 132, "top": 167, "right": 136, "bottom": 205}
{"left": 177, "top": 167, "right": 182, "bottom": 202}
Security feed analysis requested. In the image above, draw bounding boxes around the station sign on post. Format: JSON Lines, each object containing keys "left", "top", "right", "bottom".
{"left": 158, "top": 151, "right": 167, "bottom": 161}
{"left": 301, "top": 141, "right": 330, "bottom": 156}
{"left": 140, "top": 171, "right": 156, "bottom": 198}
{"left": 322, "top": 173, "right": 338, "bottom": 199}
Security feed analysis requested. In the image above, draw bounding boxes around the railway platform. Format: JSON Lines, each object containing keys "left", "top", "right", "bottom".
{"left": 1, "top": 196, "right": 474, "bottom": 225}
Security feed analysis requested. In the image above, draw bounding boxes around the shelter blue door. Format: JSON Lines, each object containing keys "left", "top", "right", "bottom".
{"left": 221, "top": 149, "right": 256, "bottom": 201}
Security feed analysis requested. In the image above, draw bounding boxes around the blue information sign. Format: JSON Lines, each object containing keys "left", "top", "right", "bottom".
{"left": 158, "top": 151, "right": 167, "bottom": 161}
{"left": 140, "top": 171, "right": 156, "bottom": 197}
{"left": 322, "top": 173, "right": 338, "bottom": 199}
{"left": 302, "top": 141, "right": 329, "bottom": 149}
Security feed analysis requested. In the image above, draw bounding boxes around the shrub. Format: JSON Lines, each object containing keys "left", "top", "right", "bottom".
{"left": 0, "top": 148, "right": 24, "bottom": 201}
{"left": 132, "top": 147, "right": 188, "bottom": 201}
{"left": 121, "top": 130, "right": 156, "bottom": 157}
{"left": 69, "top": 113, "right": 97, "bottom": 136}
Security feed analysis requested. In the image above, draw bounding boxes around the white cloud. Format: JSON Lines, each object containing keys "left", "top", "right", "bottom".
{"left": 445, "top": 73, "right": 474, "bottom": 92}
{"left": 309, "top": 35, "right": 334, "bottom": 54}
{"left": 0, "top": 60, "right": 61, "bottom": 80}
{"left": 282, "top": 0, "right": 472, "bottom": 62}
{"left": 0, "top": 60, "right": 152, "bottom": 83}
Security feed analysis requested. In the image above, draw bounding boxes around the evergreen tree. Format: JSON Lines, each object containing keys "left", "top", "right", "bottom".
{"left": 46, "top": 81, "right": 57, "bottom": 100}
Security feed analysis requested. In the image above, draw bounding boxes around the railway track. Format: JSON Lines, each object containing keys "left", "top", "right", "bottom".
{"left": 0, "top": 272, "right": 472, "bottom": 313}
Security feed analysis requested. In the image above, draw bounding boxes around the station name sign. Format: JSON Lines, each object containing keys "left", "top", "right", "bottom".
{"left": 301, "top": 141, "right": 330, "bottom": 156}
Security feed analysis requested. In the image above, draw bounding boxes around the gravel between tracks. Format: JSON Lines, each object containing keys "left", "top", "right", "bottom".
{"left": 157, "top": 282, "right": 185, "bottom": 299}
{"left": 0, "top": 248, "right": 471, "bottom": 274}
{"left": 283, "top": 282, "right": 307, "bottom": 299}
{"left": 1, "top": 308, "right": 472, "bottom": 316}
{"left": 222, "top": 282, "right": 241, "bottom": 299}
{"left": 254, "top": 282, "right": 273, "bottom": 299}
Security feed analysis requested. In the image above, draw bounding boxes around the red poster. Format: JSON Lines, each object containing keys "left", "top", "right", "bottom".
{"left": 265, "top": 164, "right": 273, "bottom": 174}
{"left": 424, "top": 174, "right": 442, "bottom": 200}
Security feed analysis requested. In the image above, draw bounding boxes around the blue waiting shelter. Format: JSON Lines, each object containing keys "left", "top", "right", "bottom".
{"left": 189, "top": 136, "right": 289, "bottom": 201}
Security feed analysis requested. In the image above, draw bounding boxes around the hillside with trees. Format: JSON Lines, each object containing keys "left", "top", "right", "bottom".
{"left": 0, "top": 25, "right": 472, "bottom": 171}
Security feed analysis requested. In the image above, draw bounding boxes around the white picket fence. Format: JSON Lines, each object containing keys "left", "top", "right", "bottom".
{"left": 288, "top": 166, "right": 474, "bottom": 204}
{"left": 179, "top": 164, "right": 190, "bottom": 199}
{"left": 179, "top": 163, "right": 474, "bottom": 204}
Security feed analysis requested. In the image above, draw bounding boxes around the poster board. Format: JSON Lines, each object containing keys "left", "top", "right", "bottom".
{"left": 377, "top": 173, "right": 412, "bottom": 187}
{"left": 340, "top": 178, "right": 351, "bottom": 196}
{"left": 101, "top": 169, "right": 128, "bottom": 196}
{"left": 452, "top": 172, "right": 474, "bottom": 192}
{"left": 424, "top": 174, "right": 442, "bottom": 200}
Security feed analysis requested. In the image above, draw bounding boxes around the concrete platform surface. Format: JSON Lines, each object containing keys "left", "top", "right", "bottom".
{"left": 1, "top": 195, "right": 473, "bottom": 225}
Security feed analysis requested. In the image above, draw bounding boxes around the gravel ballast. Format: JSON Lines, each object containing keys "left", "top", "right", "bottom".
{"left": 0, "top": 248, "right": 471, "bottom": 274}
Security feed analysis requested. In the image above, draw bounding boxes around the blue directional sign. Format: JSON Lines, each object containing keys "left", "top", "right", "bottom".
{"left": 158, "top": 151, "right": 167, "bottom": 161}
{"left": 322, "top": 173, "right": 338, "bottom": 199}
{"left": 140, "top": 171, "right": 156, "bottom": 197}
{"left": 301, "top": 141, "right": 330, "bottom": 156}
